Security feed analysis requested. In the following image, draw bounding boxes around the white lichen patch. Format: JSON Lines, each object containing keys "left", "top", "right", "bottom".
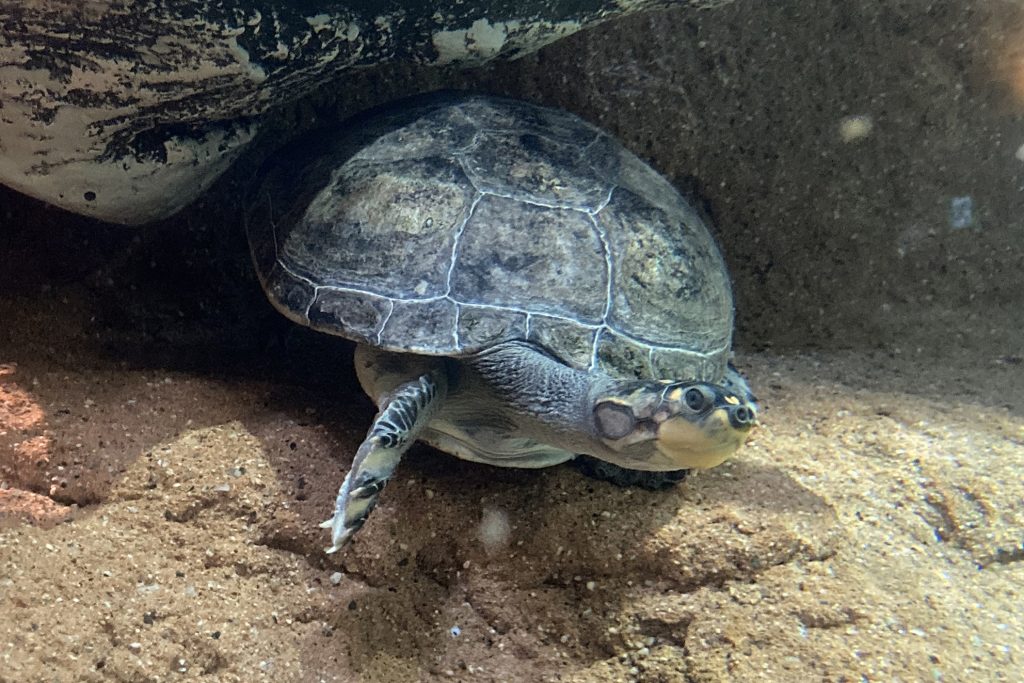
{"left": 304, "top": 14, "right": 364, "bottom": 68}
{"left": 0, "top": 81, "right": 257, "bottom": 224}
{"left": 0, "top": 13, "right": 266, "bottom": 223}
{"left": 432, "top": 18, "right": 582, "bottom": 66}
{"left": 306, "top": 13, "right": 333, "bottom": 30}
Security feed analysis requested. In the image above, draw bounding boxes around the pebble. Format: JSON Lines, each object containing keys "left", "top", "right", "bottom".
{"left": 329, "top": 572, "right": 343, "bottom": 586}
{"left": 477, "top": 508, "right": 511, "bottom": 555}
{"left": 838, "top": 114, "right": 873, "bottom": 142}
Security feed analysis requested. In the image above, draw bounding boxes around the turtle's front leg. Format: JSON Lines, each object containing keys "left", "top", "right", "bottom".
{"left": 321, "top": 370, "right": 446, "bottom": 553}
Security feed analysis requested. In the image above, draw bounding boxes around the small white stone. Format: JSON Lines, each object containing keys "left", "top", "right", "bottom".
{"left": 477, "top": 507, "right": 511, "bottom": 555}
{"left": 329, "top": 572, "right": 343, "bottom": 586}
{"left": 586, "top": 581, "right": 596, "bottom": 591}
{"left": 838, "top": 114, "right": 873, "bottom": 142}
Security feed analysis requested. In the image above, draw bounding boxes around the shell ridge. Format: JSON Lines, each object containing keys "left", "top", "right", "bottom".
{"left": 269, "top": 261, "right": 731, "bottom": 357}
{"left": 590, "top": 184, "right": 617, "bottom": 217}
{"left": 445, "top": 192, "right": 484, "bottom": 296}
{"left": 444, "top": 189, "right": 483, "bottom": 353}
{"left": 452, "top": 303, "right": 462, "bottom": 350}
{"left": 586, "top": 210, "right": 615, "bottom": 372}
{"left": 273, "top": 258, "right": 321, "bottom": 323}
{"left": 376, "top": 299, "right": 395, "bottom": 346}
{"left": 470, "top": 188, "right": 597, "bottom": 213}
{"left": 577, "top": 132, "right": 604, "bottom": 160}
{"left": 267, "top": 191, "right": 281, "bottom": 264}
{"left": 305, "top": 284, "right": 321, "bottom": 321}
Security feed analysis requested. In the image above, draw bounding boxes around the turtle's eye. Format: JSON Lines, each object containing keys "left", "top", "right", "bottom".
{"left": 684, "top": 387, "right": 708, "bottom": 412}
{"left": 594, "top": 401, "right": 637, "bottom": 440}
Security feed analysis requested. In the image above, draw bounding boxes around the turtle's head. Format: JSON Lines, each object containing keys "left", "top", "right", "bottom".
{"left": 590, "top": 377, "right": 757, "bottom": 471}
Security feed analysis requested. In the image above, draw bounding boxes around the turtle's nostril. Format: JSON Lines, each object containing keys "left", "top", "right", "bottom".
{"left": 730, "top": 405, "right": 755, "bottom": 428}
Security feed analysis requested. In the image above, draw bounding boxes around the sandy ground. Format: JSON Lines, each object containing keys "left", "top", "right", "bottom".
{"left": 1, "top": 186, "right": 1022, "bottom": 683}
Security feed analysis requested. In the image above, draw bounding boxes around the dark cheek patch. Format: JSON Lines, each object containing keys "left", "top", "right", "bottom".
{"left": 595, "top": 402, "right": 636, "bottom": 440}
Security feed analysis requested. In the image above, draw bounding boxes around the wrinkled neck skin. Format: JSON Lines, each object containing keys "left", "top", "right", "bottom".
{"left": 464, "top": 341, "right": 613, "bottom": 455}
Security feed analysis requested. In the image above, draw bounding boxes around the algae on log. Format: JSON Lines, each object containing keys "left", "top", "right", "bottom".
{"left": 0, "top": 0, "right": 696, "bottom": 225}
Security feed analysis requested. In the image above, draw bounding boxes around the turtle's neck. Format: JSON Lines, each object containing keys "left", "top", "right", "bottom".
{"left": 463, "top": 341, "right": 605, "bottom": 446}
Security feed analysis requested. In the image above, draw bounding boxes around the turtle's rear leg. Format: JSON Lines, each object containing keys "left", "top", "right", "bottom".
{"left": 321, "top": 370, "right": 446, "bottom": 553}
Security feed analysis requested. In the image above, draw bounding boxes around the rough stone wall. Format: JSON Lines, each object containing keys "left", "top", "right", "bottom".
{"left": 465, "top": 0, "right": 1024, "bottom": 353}
{"left": 236, "top": 0, "right": 1024, "bottom": 353}
{"left": 3, "top": 0, "right": 1022, "bottom": 354}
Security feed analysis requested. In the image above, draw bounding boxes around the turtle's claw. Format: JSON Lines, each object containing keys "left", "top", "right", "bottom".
{"left": 321, "top": 516, "right": 353, "bottom": 554}
{"left": 323, "top": 524, "right": 352, "bottom": 557}
{"left": 320, "top": 511, "right": 363, "bottom": 554}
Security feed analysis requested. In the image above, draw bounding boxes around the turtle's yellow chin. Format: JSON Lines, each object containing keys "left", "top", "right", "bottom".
{"left": 655, "top": 409, "right": 749, "bottom": 469}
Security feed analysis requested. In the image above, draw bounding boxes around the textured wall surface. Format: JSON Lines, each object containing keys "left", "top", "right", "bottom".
{"left": 3, "top": 1, "right": 1021, "bottom": 352}
{"left": 189, "top": 0, "right": 1021, "bottom": 353}
{"left": 466, "top": 0, "right": 1024, "bottom": 353}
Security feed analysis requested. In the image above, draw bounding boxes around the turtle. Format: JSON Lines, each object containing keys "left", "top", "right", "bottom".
{"left": 246, "top": 92, "right": 757, "bottom": 554}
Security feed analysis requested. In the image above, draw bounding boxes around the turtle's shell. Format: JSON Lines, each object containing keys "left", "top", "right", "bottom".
{"left": 248, "top": 93, "right": 733, "bottom": 382}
